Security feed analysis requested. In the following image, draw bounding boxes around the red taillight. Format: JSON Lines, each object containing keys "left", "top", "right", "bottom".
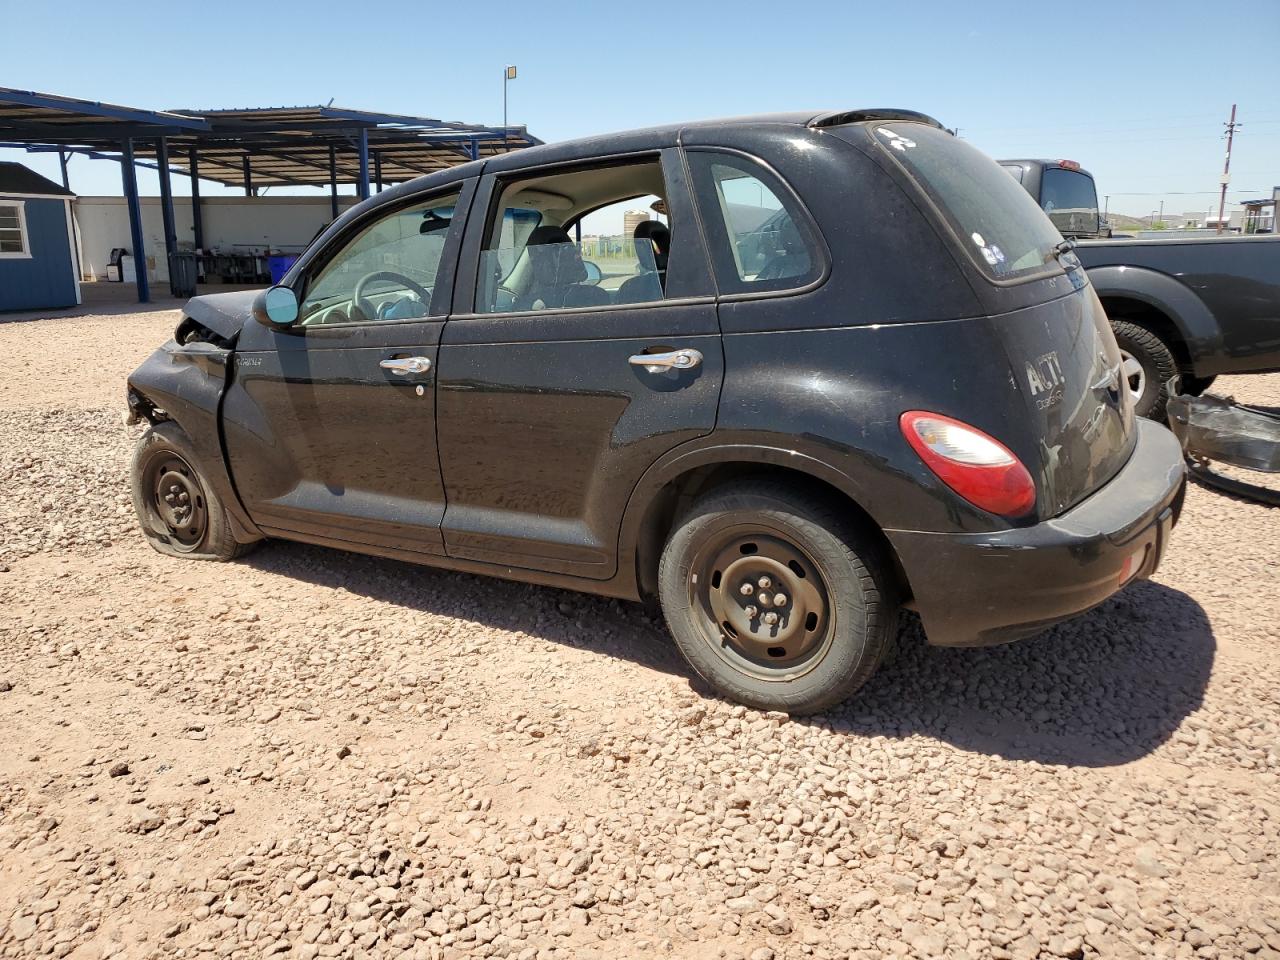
{"left": 899, "top": 411, "right": 1037, "bottom": 518}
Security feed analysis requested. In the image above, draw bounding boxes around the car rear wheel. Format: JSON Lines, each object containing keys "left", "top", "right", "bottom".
{"left": 131, "top": 421, "right": 258, "bottom": 561}
{"left": 1111, "top": 320, "right": 1179, "bottom": 421}
{"left": 657, "top": 480, "right": 898, "bottom": 714}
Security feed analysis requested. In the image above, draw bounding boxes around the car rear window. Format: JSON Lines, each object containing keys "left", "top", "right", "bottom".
{"left": 876, "top": 124, "right": 1063, "bottom": 282}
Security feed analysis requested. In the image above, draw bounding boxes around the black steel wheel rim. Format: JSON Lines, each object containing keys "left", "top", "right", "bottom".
{"left": 146, "top": 454, "right": 207, "bottom": 552}
{"left": 687, "top": 525, "right": 836, "bottom": 681}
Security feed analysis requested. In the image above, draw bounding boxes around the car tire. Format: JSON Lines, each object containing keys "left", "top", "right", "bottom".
{"left": 131, "top": 421, "right": 258, "bottom": 562}
{"left": 1111, "top": 320, "right": 1179, "bottom": 421}
{"left": 657, "top": 480, "right": 898, "bottom": 715}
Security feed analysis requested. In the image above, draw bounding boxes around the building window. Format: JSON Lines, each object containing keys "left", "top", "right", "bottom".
{"left": 0, "top": 201, "right": 31, "bottom": 259}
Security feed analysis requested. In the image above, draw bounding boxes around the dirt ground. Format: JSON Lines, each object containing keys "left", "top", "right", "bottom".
{"left": 1, "top": 304, "right": 1278, "bottom": 960}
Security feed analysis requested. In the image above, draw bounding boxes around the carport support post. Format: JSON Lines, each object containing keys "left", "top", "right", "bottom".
{"left": 374, "top": 152, "right": 383, "bottom": 193}
{"left": 190, "top": 150, "right": 204, "bottom": 250}
{"left": 243, "top": 154, "right": 253, "bottom": 197}
{"left": 156, "top": 137, "right": 178, "bottom": 287}
{"left": 119, "top": 138, "right": 150, "bottom": 303}
{"left": 357, "top": 127, "right": 370, "bottom": 201}
{"left": 328, "top": 146, "right": 338, "bottom": 220}
{"left": 57, "top": 150, "right": 70, "bottom": 190}
{"left": 469, "top": 138, "right": 479, "bottom": 162}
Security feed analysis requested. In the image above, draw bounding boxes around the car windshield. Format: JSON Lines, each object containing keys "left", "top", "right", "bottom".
{"left": 878, "top": 124, "right": 1064, "bottom": 281}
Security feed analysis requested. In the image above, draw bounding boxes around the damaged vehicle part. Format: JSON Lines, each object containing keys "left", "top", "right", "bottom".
{"left": 1167, "top": 390, "right": 1280, "bottom": 506}
{"left": 126, "top": 291, "right": 264, "bottom": 553}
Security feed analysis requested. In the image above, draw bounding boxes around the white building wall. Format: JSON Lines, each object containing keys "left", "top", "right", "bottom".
{"left": 73, "top": 195, "right": 358, "bottom": 282}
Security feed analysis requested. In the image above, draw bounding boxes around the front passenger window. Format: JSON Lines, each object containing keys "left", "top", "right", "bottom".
{"left": 300, "top": 192, "right": 460, "bottom": 324}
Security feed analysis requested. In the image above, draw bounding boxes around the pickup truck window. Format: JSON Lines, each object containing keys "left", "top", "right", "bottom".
{"left": 1041, "top": 168, "right": 1100, "bottom": 238}
{"left": 877, "top": 125, "right": 1062, "bottom": 283}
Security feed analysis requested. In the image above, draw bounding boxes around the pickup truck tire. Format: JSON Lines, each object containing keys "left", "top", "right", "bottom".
{"left": 131, "top": 421, "right": 258, "bottom": 562}
{"left": 1111, "top": 320, "right": 1179, "bottom": 421}
{"left": 658, "top": 480, "right": 898, "bottom": 715}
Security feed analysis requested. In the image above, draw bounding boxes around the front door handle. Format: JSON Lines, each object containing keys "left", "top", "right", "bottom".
{"left": 380, "top": 356, "right": 432, "bottom": 375}
{"left": 628, "top": 348, "right": 703, "bottom": 372}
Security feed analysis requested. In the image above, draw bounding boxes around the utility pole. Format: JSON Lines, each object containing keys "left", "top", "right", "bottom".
{"left": 1216, "top": 104, "right": 1240, "bottom": 235}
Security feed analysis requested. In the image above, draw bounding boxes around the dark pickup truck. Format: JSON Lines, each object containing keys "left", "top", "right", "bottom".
{"left": 1002, "top": 158, "right": 1280, "bottom": 419}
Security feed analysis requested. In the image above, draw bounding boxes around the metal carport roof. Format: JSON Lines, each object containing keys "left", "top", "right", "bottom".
{"left": 0, "top": 88, "right": 541, "bottom": 301}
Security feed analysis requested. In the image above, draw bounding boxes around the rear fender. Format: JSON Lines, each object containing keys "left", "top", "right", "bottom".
{"left": 617, "top": 440, "right": 908, "bottom": 599}
{"left": 127, "top": 339, "right": 262, "bottom": 542}
{"left": 1087, "top": 265, "right": 1224, "bottom": 374}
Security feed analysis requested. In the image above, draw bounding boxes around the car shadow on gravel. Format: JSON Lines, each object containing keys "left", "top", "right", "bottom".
{"left": 810, "top": 580, "right": 1215, "bottom": 767}
{"left": 247, "top": 544, "right": 1212, "bottom": 768}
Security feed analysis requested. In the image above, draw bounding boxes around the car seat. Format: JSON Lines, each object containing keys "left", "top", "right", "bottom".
{"left": 615, "top": 221, "right": 670, "bottom": 305}
{"left": 513, "top": 226, "right": 611, "bottom": 311}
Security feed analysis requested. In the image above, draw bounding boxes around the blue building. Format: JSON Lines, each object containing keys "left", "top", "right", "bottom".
{"left": 0, "top": 162, "right": 79, "bottom": 311}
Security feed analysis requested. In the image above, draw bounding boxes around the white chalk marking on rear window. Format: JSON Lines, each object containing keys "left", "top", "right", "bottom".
{"left": 970, "top": 232, "right": 985, "bottom": 247}
{"left": 876, "top": 127, "right": 916, "bottom": 151}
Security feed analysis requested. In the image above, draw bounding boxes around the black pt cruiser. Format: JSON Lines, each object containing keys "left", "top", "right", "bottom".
{"left": 127, "top": 109, "right": 1186, "bottom": 714}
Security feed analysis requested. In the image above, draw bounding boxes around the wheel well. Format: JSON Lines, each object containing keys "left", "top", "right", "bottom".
{"left": 1099, "top": 296, "right": 1191, "bottom": 371}
{"left": 632, "top": 462, "right": 913, "bottom": 604}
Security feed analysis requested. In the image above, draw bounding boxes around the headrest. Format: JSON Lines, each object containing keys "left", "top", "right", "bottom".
{"left": 524, "top": 225, "right": 586, "bottom": 284}
{"left": 632, "top": 219, "right": 670, "bottom": 271}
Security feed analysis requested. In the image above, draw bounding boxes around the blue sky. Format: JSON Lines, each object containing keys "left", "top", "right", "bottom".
{"left": 3, "top": 0, "right": 1277, "bottom": 222}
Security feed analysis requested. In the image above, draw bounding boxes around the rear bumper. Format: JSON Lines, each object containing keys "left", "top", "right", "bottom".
{"left": 887, "top": 419, "right": 1187, "bottom": 647}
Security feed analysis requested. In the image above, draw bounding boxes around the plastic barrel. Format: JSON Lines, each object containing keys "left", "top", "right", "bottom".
{"left": 268, "top": 255, "right": 299, "bottom": 285}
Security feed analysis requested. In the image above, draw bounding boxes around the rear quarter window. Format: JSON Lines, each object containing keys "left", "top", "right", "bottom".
{"left": 876, "top": 125, "right": 1064, "bottom": 283}
{"left": 686, "top": 150, "right": 822, "bottom": 295}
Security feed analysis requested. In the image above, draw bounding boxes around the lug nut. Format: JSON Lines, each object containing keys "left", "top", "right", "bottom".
{"left": 757, "top": 576, "right": 772, "bottom": 590}
{"left": 758, "top": 592, "right": 772, "bottom": 607}
{"left": 774, "top": 593, "right": 788, "bottom": 607}
{"left": 739, "top": 583, "right": 754, "bottom": 596}
{"left": 744, "top": 605, "right": 758, "bottom": 619}
{"left": 762, "top": 611, "right": 779, "bottom": 626}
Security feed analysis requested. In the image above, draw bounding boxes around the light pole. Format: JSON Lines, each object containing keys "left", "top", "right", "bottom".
{"left": 503, "top": 65, "right": 517, "bottom": 152}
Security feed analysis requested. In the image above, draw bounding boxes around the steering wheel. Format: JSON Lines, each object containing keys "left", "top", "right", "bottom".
{"left": 352, "top": 271, "right": 432, "bottom": 321}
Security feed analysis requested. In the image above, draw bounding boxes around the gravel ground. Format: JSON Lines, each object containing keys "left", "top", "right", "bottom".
{"left": 1, "top": 306, "right": 1278, "bottom": 960}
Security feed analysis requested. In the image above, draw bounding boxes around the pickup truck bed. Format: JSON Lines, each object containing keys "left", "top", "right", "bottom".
{"left": 1077, "top": 234, "right": 1280, "bottom": 379}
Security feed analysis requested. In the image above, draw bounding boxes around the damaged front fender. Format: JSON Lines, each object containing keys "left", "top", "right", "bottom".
{"left": 126, "top": 314, "right": 263, "bottom": 543}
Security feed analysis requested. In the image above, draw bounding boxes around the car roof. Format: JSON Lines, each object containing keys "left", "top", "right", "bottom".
{"left": 367, "top": 109, "right": 942, "bottom": 208}
{"left": 1000, "top": 159, "right": 1096, "bottom": 177}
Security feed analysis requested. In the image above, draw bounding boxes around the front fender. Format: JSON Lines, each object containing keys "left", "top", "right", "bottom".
{"left": 127, "top": 341, "right": 262, "bottom": 542}
{"left": 1086, "top": 264, "right": 1224, "bottom": 373}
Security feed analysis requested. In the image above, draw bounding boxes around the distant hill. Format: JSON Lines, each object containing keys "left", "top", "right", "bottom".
{"left": 1105, "top": 214, "right": 1148, "bottom": 230}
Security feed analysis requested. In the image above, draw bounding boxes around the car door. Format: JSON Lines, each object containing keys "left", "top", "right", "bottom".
{"left": 436, "top": 148, "right": 723, "bottom": 579}
{"left": 222, "top": 180, "right": 474, "bottom": 556}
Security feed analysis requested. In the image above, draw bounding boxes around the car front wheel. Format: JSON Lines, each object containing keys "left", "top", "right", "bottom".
{"left": 131, "top": 421, "right": 258, "bottom": 561}
{"left": 657, "top": 480, "right": 898, "bottom": 714}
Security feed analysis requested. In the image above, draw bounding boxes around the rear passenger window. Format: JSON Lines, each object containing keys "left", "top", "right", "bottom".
{"left": 474, "top": 158, "right": 673, "bottom": 314}
{"left": 687, "top": 152, "right": 819, "bottom": 294}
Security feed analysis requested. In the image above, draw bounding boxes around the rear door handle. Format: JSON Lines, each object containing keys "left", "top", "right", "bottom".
{"left": 628, "top": 348, "right": 703, "bottom": 372}
{"left": 380, "top": 356, "right": 432, "bottom": 375}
